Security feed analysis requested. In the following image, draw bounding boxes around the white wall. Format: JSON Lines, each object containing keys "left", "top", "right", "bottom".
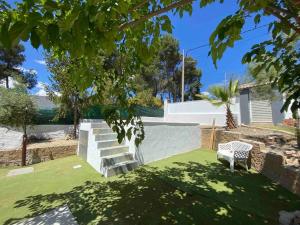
{"left": 164, "top": 98, "right": 240, "bottom": 126}
{"left": 0, "top": 125, "right": 73, "bottom": 150}
{"left": 127, "top": 121, "right": 201, "bottom": 164}
{"left": 78, "top": 122, "right": 101, "bottom": 173}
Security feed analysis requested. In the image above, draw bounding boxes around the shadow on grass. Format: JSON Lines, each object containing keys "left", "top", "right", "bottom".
{"left": 5, "top": 160, "right": 300, "bottom": 225}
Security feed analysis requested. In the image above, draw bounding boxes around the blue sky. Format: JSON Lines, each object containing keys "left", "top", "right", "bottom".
{"left": 7, "top": 0, "right": 275, "bottom": 94}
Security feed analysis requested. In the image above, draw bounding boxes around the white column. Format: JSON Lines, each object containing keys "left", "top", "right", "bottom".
{"left": 164, "top": 99, "right": 168, "bottom": 122}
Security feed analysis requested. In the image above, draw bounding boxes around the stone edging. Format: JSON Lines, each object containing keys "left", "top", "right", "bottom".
{"left": 0, "top": 144, "right": 77, "bottom": 167}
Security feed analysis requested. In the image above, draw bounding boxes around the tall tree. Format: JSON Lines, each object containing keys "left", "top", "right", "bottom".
{"left": 176, "top": 56, "right": 202, "bottom": 100}
{"left": 141, "top": 35, "right": 202, "bottom": 102}
{"left": 158, "top": 35, "right": 181, "bottom": 102}
{"left": 45, "top": 52, "right": 92, "bottom": 139}
{"left": 0, "top": 44, "right": 25, "bottom": 88}
{"left": 0, "top": 86, "right": 37, "bottom": 166}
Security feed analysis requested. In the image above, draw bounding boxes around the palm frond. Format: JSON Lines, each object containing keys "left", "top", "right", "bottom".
{"left": 228, "top": 79, "right": 239, "bottom": 98}
{"left": 206, "top": 79, "right": 239, "bottom": 107}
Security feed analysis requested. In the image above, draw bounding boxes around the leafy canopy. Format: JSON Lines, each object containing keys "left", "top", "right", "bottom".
{"left": 0, "top": 86, "right": 37, "bottom": 133}
{"left": 1, "top": 0, "right": 300, "bottom": 141}
{"left": 0, "top": 43, "right": 37, "bottom": 89}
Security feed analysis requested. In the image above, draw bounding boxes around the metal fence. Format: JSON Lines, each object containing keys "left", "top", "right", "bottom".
{"left": 33, "top": 105, "right": 164, "bottom": 125}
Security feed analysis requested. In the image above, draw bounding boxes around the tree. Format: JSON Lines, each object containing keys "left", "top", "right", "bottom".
{"left": 2, "top": 0, "right": 298, "bottom": 142}
{"left": 243, "top": 34, "right": 300, "bottom": 113}
{"left": 0, "top": 86, "right": 37, "bottom": 166}
{"left": 0, "top": 44, "right": 25, "bottom": 88}
{"left": 45, "top": 52, "right": 92, "bottom": 139}
{"left": 241, "top": 64, "right": 279, "bottom": 102}
{"left": 205, "top": 1, "right": 300, "bottom": 114}
{"left": 0, "top": 44, "right": 37, "bottom": 89}
{"left": 205, "top": 79, "right": 239, "bottom": 129}
{"left": 140, "top": 35, "right": 202, "bottom": 102}
{"left": 176, "top": 56, "right": 202, "bottom": 100}
{"left": 129, "top": 89, "right": 162, "bottom": 108}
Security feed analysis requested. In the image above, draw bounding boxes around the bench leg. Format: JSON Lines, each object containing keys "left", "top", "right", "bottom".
{"left": 230, "top": 160, "right": 234, "bottom": 172}
{"left": 245, "top": 160, "right": 248, "bottom": 171}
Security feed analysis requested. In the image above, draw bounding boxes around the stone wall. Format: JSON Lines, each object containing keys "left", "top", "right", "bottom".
{"left": 0, "top": 144, "right": 77, "bottom": 167}
{"left": 201, "top": 128, "right": 300, "bottom": 196}
{"left": 201, "top": 128, "right": 241, "bottom": 149}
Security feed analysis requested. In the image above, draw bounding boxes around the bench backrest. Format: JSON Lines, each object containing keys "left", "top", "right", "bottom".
{"left": 231, "top": 141, "right": 253, "bottom": 159}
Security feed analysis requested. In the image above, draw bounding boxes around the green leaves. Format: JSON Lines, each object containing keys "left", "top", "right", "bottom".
{"left": 207, "top": 79, "right": 239, "bottom": 106}
{"left": 209, "top": 12, "right": 245, "bottom": 66}
{"left": 44, "top": 0, "right": 58, "bottom": 11}
{"left": 47, "top": 23, "right": 59, "bottom": 43}
{"left": 161, "top": 16, "right": 172, "bottom": 33}
{"left": 254, "top": 14, "right": 261, "bottom": 25}
{"left": 30, "top": 29, "right": 40, "bottom": 49}
{"left": 8, "top": 21, "right": 26, "bottom": 45}
{"left": 58, "top": 7, "right": 80, "bottom": 32}
{"left": 0, "top": 86, "right": 37, "bottom": 132}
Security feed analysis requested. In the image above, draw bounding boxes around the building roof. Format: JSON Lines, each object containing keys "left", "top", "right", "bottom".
{"left": 238, "top": 82, "right": 256, "bottom": 90}
{"left": 239, "top": 82, "right": 271, "bottom": 90}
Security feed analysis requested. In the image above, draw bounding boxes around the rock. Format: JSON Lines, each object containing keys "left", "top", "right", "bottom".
{"left": 292, "top": 216, "right": 300, "bottom": 225}
{"left": 286, "top": 158, "right": 300, "bottom": 167}
{"left": 279, "top": 211, "right": 300, "bottom": 225}
{"left": 285, "top": 150, "right": 297, "bottom": 156}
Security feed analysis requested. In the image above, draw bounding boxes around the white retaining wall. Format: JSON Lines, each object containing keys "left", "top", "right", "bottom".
{"left": 0, "top": 125, "right": 73, "bottom": 150}
{"left": 163, "top": 98, "right": 241, "bottom": 126}
{"left": 127, "top": 121, "right": 201, "bottom": 164}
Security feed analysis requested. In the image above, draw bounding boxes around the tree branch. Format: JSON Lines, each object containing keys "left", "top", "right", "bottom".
{"left": 265, "top": 6, "right": 300, "bottom": 34}
{"left": 119, "top": 0, "right": 194, "bottom": 30}
{"left": 129, "top": 0, "right": 149, "bottom": 13}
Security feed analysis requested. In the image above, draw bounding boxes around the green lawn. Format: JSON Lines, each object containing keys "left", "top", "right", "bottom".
{"left": 0, "top": 149, "right": 299, "bottom": 225}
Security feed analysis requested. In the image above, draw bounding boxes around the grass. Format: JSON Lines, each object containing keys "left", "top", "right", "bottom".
{"left": 0, "top": 149, "right": 299, "bottom": 225}
{"left": 255, "top": 124, "right": 296, "bottom": 135}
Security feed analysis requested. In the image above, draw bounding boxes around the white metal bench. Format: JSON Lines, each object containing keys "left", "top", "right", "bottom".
{"left": 217, "top": 141, "right": 253, "bottom": 172}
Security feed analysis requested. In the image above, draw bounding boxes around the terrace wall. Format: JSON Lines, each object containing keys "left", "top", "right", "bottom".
{"left": 201, "top": 128, "right": 300, "bottom": 196}
{"left": 0, "top": 143, "right": 77, "bottom": 167}
{"left": 127, "top": 121, "right": 201, "bottom": 164}
{"left": 0, "top": 125, "right": 73, "bottom": 150}
{"left": 164, "top": 99, "right": 240, "bottom": 126}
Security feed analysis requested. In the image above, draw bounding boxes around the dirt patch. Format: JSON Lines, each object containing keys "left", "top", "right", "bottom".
{"left": 28, "top": 139, "right": 78, "bottom": 149}
{"left": 233, "top": 126, "right": 290, "bottom": 136}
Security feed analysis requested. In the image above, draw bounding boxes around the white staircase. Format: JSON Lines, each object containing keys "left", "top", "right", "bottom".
{"left": 91, "top": 122, "right": 138, "bottom": 177}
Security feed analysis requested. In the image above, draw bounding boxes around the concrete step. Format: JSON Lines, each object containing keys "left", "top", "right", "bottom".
{"left": 91, "top": 123, "right": 110, "bottom": 129}
{"left": 105, "top": 160, "right": 138, "bottom": 177}
{"left": 97, "top": 139, "right": 121, "bottom": 148}
{"left": 99, "top": 145, "right": 129, "bottom": 157}
{"left": 93, "top": 128, "right": 113, "bottom": 135}
{"left": 95, "top": 133, "right": 117, "bottom": 141}
{"left": 101, "top": 152, "right": 134, "bottom": 167}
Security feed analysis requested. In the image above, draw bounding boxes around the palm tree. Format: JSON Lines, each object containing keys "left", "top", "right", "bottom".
{"left": 206, "top": 79, "right": 239, "bottom": 129}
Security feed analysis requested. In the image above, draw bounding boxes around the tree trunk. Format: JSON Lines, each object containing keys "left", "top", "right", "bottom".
{"left": 5, "top": 76, "right": 9, "bottom": 89}
{"left": 226, "top": 106, "right": 237, "bottom": 129}
{"left": 21, "top": 134, "right": 27, "bottom": 166}
{"left": 296, "top": 113, "right": 300, "bottom": 149}
{"left": 73, "top": 108, "right": 78, "bottom": 139}
{"left": 173, "top": 90, "right": 177, "bottom": 102}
